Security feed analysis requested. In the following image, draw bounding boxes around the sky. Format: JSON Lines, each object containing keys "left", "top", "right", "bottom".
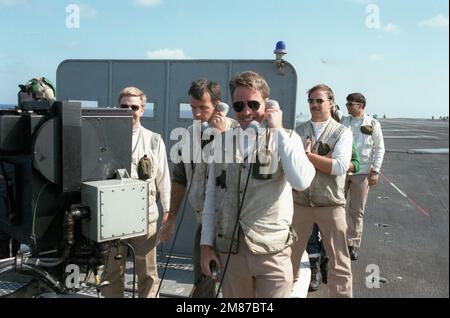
{"left": 0, "top": 0, "right": 448, "bottom": 118}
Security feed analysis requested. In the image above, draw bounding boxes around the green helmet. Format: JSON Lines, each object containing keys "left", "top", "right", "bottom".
{"left": 22, "top": 77, "right": 56, "bottom": 102}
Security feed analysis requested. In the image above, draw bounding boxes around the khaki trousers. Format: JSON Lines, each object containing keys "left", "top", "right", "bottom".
{"left": 291, "top": 204, "right": 353, "bottom": 298}
{"left": 219, "top": 235, "right": 293, "bottom": 298}
{"left": 345, "top": 174, "right": 370, "bottom": 248}
{"left": 102, "top": 221, "right": 158, "bottom": 298}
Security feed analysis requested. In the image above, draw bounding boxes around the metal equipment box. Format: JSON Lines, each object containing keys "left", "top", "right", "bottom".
{"left": 81, "top": 179, "right": 149, "bottom": 242}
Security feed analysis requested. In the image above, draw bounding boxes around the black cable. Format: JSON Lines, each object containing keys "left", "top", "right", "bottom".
{"left": 215, "top": 161, "right": 253, "bottom": 298}
{"left": 156, "top": 172, "right": 194, "bottom": 297}
{"left": 96, "top": 241, "right": 112, "bottom": 298}
{"left": 214, "top": 128, "right": 270, "bottom": 297}
{"left": 0, "top": 259, "right": 65, "bottom": 294}
{"left": 21, "top": 264, "right": 65, "bottom": 293}
{"left": 123, "top": 242, "right": 137, "bottom": 298}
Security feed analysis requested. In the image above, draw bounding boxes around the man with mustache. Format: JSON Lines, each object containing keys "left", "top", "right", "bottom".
{"left": 291, "top": 84, "right": 353, "bottom": 297}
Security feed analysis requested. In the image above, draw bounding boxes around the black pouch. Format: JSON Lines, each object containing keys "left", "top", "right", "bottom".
{"left": 252, "top": 154, "right": 272, "bottom": 180}
{"left": 215, "top": 170, "right": 227, "bottom": 189}
{"left": 360, "top": 125, "right": 374, "bottom": 135}
{"left": 317, "top": 141, "right": 331, "bottom": 156}
{"left": 138, "top": 154, "right": 152, "bottom": 180}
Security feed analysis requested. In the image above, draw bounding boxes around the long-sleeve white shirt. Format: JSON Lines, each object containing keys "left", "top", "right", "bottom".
{"left": 200, "top": 127, "right": 316, "bottom": 247}
{"left": 310, "top": 118, "right": 353, "bottom": 176}
{"left": 132, "top": 126, "right": 171, "bottom": 213}
{"left": 342, "top": 114, "right": 385, "bottom": 174}
{"left": 152, "top": 140, "right": 171, "bottom": 212}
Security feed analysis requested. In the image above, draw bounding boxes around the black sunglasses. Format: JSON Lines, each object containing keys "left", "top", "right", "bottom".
{"left": 120, "top": 104, "right": 141, "bottom": 112}
{"left": 232, "top": 100, "right": 262, "bottom": 112}
{"left": 307, "top": 98, "right": 330, "bottom": 105}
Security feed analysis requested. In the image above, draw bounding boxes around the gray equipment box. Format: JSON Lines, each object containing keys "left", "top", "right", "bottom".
{"left": 81, "top": 179, "right": 149, "bottom": 242}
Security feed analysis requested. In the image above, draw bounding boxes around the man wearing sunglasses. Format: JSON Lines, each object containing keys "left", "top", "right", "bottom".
{"left": 341, "top": 93, "right": 385, "bottom": 261}
{"left": 102, "top": 87, "right": 171, "bottom": 298}
{"left": 291, "top": 84, "right": 353, "bottom": 297}
{"left": 200, "top": 71, "right": 315, "bottom": 297}
{"left": 160, "top": 79, "right": 238, "bottom": 298}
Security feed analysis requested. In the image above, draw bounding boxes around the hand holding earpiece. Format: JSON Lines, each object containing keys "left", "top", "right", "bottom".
{"left": 210, "top": 112, "right": 227, "bottom": 133}
{"left": 210, "top": 102, "right": 229, "bottom": 133}
{"left": 265, "top": 105, "right": 283, "bottom": 129}
{"left": 248, "top": 100, "right": 281, "bottom": 131}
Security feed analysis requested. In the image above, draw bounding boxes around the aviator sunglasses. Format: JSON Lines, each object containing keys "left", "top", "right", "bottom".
{"left": 232, "top": 100, "right": 262, "bottom": 112}
{"left": 120, "top": 104, "right": 141, "bottom": 112}
{"left": 307, "top": 98, "right": 331, "bottom": 105}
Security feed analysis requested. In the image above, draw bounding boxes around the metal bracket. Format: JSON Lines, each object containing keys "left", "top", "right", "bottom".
{"left": 116, "top": 169, "right": 130, "bottom": 180}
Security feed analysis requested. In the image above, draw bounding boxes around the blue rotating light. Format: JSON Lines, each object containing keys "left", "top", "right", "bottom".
{"left": 274, "top": 41, "right": 287, "bottom": 74}
{"left": 274, "top": 41, "right": 287, "bottom": 54}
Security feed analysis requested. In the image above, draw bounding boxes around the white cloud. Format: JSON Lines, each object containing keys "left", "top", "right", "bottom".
{"left": 146, "top": 48, "right": 186, "bottom": 59}
{"left": 419, "top": 14, "right": 449, "bottom": 28}
{"left": 368, "top": 54, "right": 384, "bottom": 62}
{"left": 133, "top": 0, "right": 162, "bottom": 7}
{"left": 383, "top": 23, "right": 399, "bottom": 33}
{"left": 79, "top": 4, "right": 97, "bottom": 19}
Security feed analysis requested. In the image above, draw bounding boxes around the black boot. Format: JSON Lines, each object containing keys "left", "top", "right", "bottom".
{"left": 320, "top": 256, "right": 329, "bottom": 284}
{"left": 348, "top": 246, "right": 359, "bottom": 261}
{"left": 308, "top": 257, "right": 322, "bottom": 292}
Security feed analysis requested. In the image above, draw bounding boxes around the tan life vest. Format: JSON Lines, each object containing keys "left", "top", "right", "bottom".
{"left": 213, "top": 128, "right": 297, "bottom": 254}
{"left": 131, "top": 126, "right": 161, "bottom": 222}
{"left": 293, "top": 119, "right": 347, "bottom": 207}
{"left": 184, "top": 118, "right": 239, "bottom": 222}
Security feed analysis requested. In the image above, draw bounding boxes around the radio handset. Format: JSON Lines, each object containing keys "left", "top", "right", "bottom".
{"left": 201, "top": 102, "right": 230, "bottom": 144}
{"left": 248, "top": 100, "right": 280, "bottom": 180}
{"left": 248, "top": 99, "right": 280, "bottom": 131}
{"left": 216, "top": 102, "right": 229, "bottom": 116}
{"left": 198, "top": 101, "right": 230, "bottom": 133}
